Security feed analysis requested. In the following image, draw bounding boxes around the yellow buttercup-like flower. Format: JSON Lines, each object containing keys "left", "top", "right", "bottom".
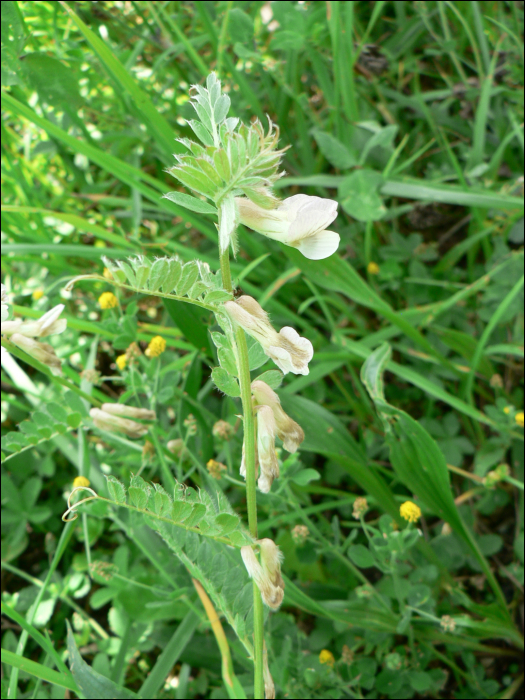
{"left": 145, "top": 335, "right": 166, "bottom": 358}
{"left": 516, "top": 411, "right": 524, "bottom": 428}
{"left": 32, "top": 289, "right": 44, "bottom": 301}
{"left": 367, "top": 261, "right": 380, "bottom": 275}
{"left": 73, "top": 476, "right": 90, "bottom": 488}
{"left": 400, "top": 501, "right": 422, "bottom": 523}
{"left": 116, "top": 354, "right": 127, "bottom": 370}
{"left": 98, "top": 292, "right": 118, "bottom": 309}
{"left": 319, "top": 649, "right": 335, "bottom": 667}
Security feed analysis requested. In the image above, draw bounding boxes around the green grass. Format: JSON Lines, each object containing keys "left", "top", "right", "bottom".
{"left": 1, "top": 2, "right": 524, "bottom": 699}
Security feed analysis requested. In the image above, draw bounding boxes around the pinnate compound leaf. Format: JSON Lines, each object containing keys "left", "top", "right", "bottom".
{"left": 211, "top": 367, "right": 240, "bottom": 397}
{"left": 129, "top": 474, "right": 150, "bottom": 510}
{"left": 177, "top": 261, "right": 200, "bottom": 297}
{"left": 105, "top": 476, "right": 127, "bottom": 504}
{"left": 162, "top": 191, "right": 218, "bottom": 215}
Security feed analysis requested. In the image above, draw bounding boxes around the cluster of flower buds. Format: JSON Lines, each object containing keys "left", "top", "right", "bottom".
{"left": 225, "top": 296, "right": 313, "bottom": 375}
{"left": 241, "top": 538, "right": 284, "bottom": 610}
{"left": 89, "top": 403, "right": 156, "bottom": 438}
{"left": 1, "top": 294, "right": 67, "bottom": 376}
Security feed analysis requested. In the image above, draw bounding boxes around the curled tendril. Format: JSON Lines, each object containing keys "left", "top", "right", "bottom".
{"left": 62, "top": 485, "right": 99, "bottom": 522}
{"left": 64, "top": 274, "right": 105, "bottom": 292}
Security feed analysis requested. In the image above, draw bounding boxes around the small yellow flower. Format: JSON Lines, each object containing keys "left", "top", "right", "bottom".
{"left": 145, "top": 335, "right": 166, "bottom": 358}
{"left": 516, "top": 411, "right": 524, "bottom": 428}
{"left": 367, "top": 261, "right": 380, "bottom": 275}
{"left": 103, "top": 267, "right": 113, "bottom": 280}
{"left": 98, "top": 292, "right": 118, "bottom": 309}
{"left": 319, "top": 649, "right": 335, "bottom": 667}
{"left": 73, "top": 476, "right": 90, "bottom": 488}
{"left": 400, "top": 500, "right": 421, "bottom": 523}
{"left": 503, "top": 406, "right": 511, "bottom": 415}
{"left": 352, "top": 496, "right": 368, "bottom": 520}
{"left": 206, "top": 458, "right": 227, "bottom": 479}
{"left": 32, "top": 289, "right": 44, "bottom": 301}
{"left": 116, "top": 354, "right": 127, "bottom": 370}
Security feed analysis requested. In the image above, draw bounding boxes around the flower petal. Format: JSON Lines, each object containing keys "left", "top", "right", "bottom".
{"left": 289, "top": 197, "right": 338, "bottom": 240}
{"left": 296, "top": 229, "right": 340, "bottom": 260}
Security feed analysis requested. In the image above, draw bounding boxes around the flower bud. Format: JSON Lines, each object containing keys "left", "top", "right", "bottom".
{"left": 251, "top": 380, "right": 304, "bottom": 452}
{"left": 225, "top": 296, "right": 313, "bottom": 375}
{"left": 240, "top": 539, "right": 284, "bottom": 610}
{"left": 101, "top": 403, "right": 156, "bottom": 421}
{"left": 263, "top": 643, "right": 275, "bottom": 700}
{"left": 10, "top": 334, "right": 63, "bottom": 375}
{"left": 90, "top": 408, "right": 150, "bottom": 438}
{"left": 236, "top": 194, "right": 340, "bottom": 260}
{"left": 256, "top": 405, "right": 279, "bottom": 493}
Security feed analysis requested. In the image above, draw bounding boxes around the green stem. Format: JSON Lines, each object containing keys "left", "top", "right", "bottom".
{"left": 221, "top": 247, "right": 265, "bottom": 699}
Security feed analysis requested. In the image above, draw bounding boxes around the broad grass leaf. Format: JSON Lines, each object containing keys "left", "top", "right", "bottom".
{"left": 67, "top": 622, "right": 139, "bottom": 699}
{"left": 280, "top": 394, "right": 400, "bottom": 519}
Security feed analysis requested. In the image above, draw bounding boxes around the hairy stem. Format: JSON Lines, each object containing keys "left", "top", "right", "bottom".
{"left": 220, "top": 246, "right": 265, "bottom": 698}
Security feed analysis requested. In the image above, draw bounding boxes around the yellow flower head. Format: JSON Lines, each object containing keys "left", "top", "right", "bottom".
{"left": 515, "top": 411, "right": 524, "bottom": 428}
{"left": 32, "top": 289, "right": 44, "bottom": 301}
{"left": 98, "top": 292, "right": 118, "bottom": 309}
{"left": 503, "top": 406, "right": 512, "bottom": 415}
{"left": 73, "top": 476, "right": 90, "bottom": 488}
{"left": 367, "top": 261, "right": 380, "bottom": 275}
{"left": 400, "top": 500, "right": 421, "bottom": 523}
{"left": 319, "top": 649, "right": 335, "bottom": 667}
{"left": 116, "top": 354, "right": 127, "bottom": 370}
{"left": 145, "top": 335, "right": 167, "bottom": 358}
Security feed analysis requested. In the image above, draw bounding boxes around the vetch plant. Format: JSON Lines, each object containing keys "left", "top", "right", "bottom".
{"left": 61, "top": 73, "right": 340, "bottom": 699}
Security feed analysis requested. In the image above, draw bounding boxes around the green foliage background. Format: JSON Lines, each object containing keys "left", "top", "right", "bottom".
{"left": 1, "top": 1, "right": 524, "bottom": 698}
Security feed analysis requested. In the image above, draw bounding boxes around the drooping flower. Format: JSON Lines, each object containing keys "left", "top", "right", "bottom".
{"left": 251, "top": 380, "right": 304, "bottom": 452}
{"left": 240, "top": 539, "right": 284, "bottom": 610}
{"left": 10, "top": 334, "right": 63, "bottom": 375}
{"left": 101, "top": 403, "right": 156, "bottom": 420}
{"left": 224, "top": 296, "right": 313, "bottom": 375}
{"left": 263, "top": 643, "right": 275, "bottom": 700}
{"left": 236, "top": 195, "right": 340, "bottom": 260}
{"left": 399, "top": 500, "right": 422, "bottom": 523}
{"left": 145, "top": 335, "right": 166, "bottom": 358}
{"left": 256, "top": 404, "right": 279, "bottom": 493}
{"left": 98, "top": 292, "right": 118, "bottom": 309}
{"left": 90, "top": 403, "right": 155, "bottom": 438}
{"left": 1, "top": 304, "right": 67, "bottom": 339}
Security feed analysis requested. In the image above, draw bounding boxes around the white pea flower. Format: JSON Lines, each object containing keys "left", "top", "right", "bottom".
{"left": 10, "top": 334, "right": 63, "bottom": 375}
{"left": 241, "top": 538, "right": 284, "bottom": 610}
{"left": 1, "top": 304, "right": 67, "bottom": 339}
{"left": 101, "top": 403, "right": 156, "bottom": 421}
{"left": 1, "top": 284, "right": 8, "bottom": 323}
{"left": 256, "top": 405, "right": 279, "bottom": 493}
{"left": 236, "top": 194, "right": 340, "bottom": 260}
{"left": 90, "top": 403, "right": 156, "bottom": 439}
{"left": 251, "top": 380, "right": 304, "bottom": 452}
{"left": 224, "top": 296, "right": 313, "bottom": 375}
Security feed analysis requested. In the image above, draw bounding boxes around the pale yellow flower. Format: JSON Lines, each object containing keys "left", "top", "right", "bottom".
{"left": 98, "top": 292, "right": 118, "bottom": 309}
{"left": 319, "top": 649, "right": 335, "bottom": 667}
{"left": 367, "top": 261, "right": 380, "bottom": 275}
{"left": 73, "top": 476, "right": 90, "bottom": 488}
{"left": 145, "top": 335, "right": 166, "bottom": 358}
{"left": 32, "top": 289, "right": 44, "bottom": 301}
{"left": 400, "top": 500, "right": 422, "bottom": 523}
{"left": 116, "top": 354, "right": 127, "bottom": 370}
